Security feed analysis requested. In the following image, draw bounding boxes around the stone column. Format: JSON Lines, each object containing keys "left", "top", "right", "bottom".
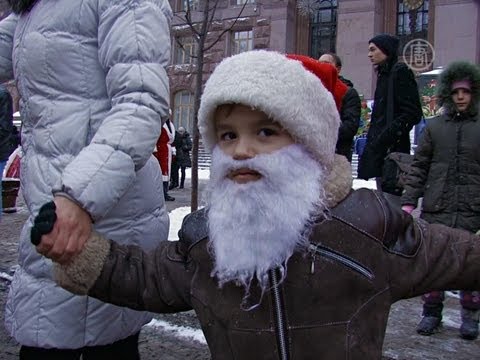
{"left": 433, "top": 0, "right": 480, "bottom": 66}
{"left": 336, "top": 0, "right": 384, "bottom": 99}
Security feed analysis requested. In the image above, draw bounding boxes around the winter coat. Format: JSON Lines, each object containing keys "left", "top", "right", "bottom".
{"left": 53, "top": 159, "right": 480, "bottom": 359}
{"left": 174, "top": 131, "right": 192, "bottom": 168}
{"left": 401, "top": 113, "right": 480, "bottom": 232}
{"left": 336, "top": 87, "right": 361, "bottom": 162}
{"left": 0, "top": 0, "right": 172, "bottom": 348}
{"left": 0, "top": 84, "right": 17, "bottom": 161}
{"left": 401, "top": 62, "right": 480, "bottom": 232}
{"left": 357, "top": 62, "right": 422, "bottom": 179}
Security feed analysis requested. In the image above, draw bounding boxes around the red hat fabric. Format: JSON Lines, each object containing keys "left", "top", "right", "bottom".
{"left": 286, "top": 54, "right": 347, "bottom": 111}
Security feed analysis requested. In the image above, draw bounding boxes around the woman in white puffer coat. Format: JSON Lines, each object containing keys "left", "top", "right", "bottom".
{"left": 0, "top": 0, "right": 172, "bottom": 358}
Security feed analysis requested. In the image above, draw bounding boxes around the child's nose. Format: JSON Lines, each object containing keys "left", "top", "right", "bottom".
{"left": 232, "top": 138, "right": 255, "bottom": 160}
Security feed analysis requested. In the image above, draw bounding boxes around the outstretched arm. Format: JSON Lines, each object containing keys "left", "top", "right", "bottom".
{"left": 390, "top": 217, "right": 480, "bottom": 302}
{"left": 33, "top": 201, "right": 193, "bottom": 313}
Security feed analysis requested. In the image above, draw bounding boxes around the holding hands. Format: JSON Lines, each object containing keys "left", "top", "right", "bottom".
{"left": 32, "top": 196, "right": 92, "bottom": 264}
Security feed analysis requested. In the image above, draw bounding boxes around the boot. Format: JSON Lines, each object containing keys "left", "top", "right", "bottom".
{"left": 417, "top": 302, "right": 443, "bottom": 336}
{"left": 460, "top": 308, "right": 479, "bottom": 340}
{"left": 417, "top": 316, "right": 442, "bottom": 335}
{"left": 163, "top": 181, "right": 175, "bottom": 201}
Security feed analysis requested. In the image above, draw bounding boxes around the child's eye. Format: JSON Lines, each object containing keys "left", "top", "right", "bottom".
{"left": 259, "top": 128, "right": 276, "bottom": 137}
{"left": 219, "top": 131, "right": 236, "bottom": 141}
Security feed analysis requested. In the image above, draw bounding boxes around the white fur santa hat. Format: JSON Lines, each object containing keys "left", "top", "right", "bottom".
{"left": 198, "top": 50, "right": 341, "bottom": 167}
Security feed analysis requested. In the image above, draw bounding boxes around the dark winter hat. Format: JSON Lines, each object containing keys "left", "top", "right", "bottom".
{"left": 369, "top": 34, "right": 400, "bottom": 58}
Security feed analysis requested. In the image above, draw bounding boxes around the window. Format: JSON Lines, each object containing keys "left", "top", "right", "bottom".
{"left": 235, "top": 0, "right": 255, "bottom": 4}
{"left": 179, "top": 0, "right": 199, "bottom": 11}
{"left": 231, "top": 30, "right": 253, "bottom": 55}
{"left": 174, "top": 36, "right": 197, "bottom": 65}
{"left": 310, "top": 0, "right": 337, "bottom": 59}
{"left": 396, "top": 0, "right": 429, "bottom": 48}
{"left": 173, "top": 90, "right": 195, "bottom": 133}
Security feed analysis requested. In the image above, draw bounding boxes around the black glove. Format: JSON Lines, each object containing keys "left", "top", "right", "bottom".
{"left": 31, "top": 201, "right": 57, "bottom": 246}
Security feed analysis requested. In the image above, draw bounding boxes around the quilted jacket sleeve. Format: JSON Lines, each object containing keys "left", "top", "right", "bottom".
{"left": 55, "top": 0, "right": 172, "bottom": 219}
{"left": 400, "top": 124, "right": 433, "bottom": 206}
{"left": 0, "top": 14, "right": 17, "bottom": 82}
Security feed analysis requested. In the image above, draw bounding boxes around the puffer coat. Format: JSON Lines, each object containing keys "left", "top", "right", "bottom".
{"left": 52, "top": 160, "right": 480, "bottom": 359}
{"left": 401, "top": 61, "right": 480, "bottom": 232}
{"left": 0, "top": 0, "right": 172, "bottom": 348}
{"left": 401, "top": 110, "right": 480, "bottom": 231}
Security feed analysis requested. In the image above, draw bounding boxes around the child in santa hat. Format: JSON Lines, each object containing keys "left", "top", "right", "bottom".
{"left": 33, "top": 51, "right": 480, "bottom": 359}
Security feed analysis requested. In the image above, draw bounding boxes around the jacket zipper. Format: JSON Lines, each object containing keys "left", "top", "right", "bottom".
{"left": 269, "top": 268, "right": 289, "bottom": 360}
{"left": 309, "top": 244, "right": 374, "bottom": 280}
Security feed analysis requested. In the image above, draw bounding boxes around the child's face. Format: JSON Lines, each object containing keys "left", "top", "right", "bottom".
{"left": 214, "top": 104, "right": 294, "bottom": 183}
{"left": 452, "top": 88, "right": 472, "bottom": 112}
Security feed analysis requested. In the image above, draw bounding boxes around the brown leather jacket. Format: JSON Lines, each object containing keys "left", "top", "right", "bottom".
{"left": 55, "top": 187, "right": 480, "bottom": 360}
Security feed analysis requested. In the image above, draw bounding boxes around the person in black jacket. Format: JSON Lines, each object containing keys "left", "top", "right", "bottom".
{"left": 400, "top": 61, "right": 480, "bottom": 340}
{"left": 357, "top": 34, "right": 422, "bottom": 195}
{"left": 319, "top": 53, "right": 361, "bottom": 162}
{"left": 0, "top": 84, "right": 17, "bottom": 217}
{"left": 171, "top": 127, "right": 192, "bottom": 189}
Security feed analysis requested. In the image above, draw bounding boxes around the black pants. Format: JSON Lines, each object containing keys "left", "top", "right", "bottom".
{"left": 179, "top": 166, "right": 186, "bottom": 188}
{"left": 170, "top": 159, "right": 179, "bottom": 187}
{"left": 19, "top": 332, "right": 140, "bottom": 360}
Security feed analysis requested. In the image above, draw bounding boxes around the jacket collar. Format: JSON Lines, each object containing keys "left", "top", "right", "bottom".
{"left": 323, "top": 154, "right": 353, "bottom": 208}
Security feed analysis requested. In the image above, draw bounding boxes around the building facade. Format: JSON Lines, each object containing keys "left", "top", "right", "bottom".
{"left": 168, "top": 0, "right": 480, "bottom": 132}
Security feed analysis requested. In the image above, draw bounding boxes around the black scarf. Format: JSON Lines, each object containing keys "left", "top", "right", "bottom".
{"left": 7, "top": 0, "right": 39, "bottom": 14}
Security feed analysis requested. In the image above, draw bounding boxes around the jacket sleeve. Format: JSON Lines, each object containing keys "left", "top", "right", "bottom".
{"left": 338, "top": 87, "right": 361, "bottom": 145}
{"left": 371, "top": 65, "right": 422, "bottom": 150}
{"left": 184, "top": 135, "right": 192, "bottom": 151}
{"left": 54, "top": 0, "right": 173, "bottom": 220}
{"left": 400, "top": 124, "right": 433, "bottom": 206}
{"left": 0, "top": 14, "right": 16, "bottom": 82}
{"left": 389, "top": 218, "right": 480, "bottom": 302}
{"left": 54, "top": 231, "right": 193, "bottom": 313}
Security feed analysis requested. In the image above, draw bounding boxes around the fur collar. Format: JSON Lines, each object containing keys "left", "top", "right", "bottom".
{"left": 8, "top": 0, "right": 38, "bottom": 14}
{"left": 323, "top": 154, "right": 353, "bottom": 208}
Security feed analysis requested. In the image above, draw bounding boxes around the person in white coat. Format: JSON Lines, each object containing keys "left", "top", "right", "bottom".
{"left": 0, "top": 0, "right": 172, "bottom": 358}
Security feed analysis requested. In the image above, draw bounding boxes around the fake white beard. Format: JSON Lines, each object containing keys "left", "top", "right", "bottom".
{"left": 205, "top": 144, "right": 328, "bottom": 294}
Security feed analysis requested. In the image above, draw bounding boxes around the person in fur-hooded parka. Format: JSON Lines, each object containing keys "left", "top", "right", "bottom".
{"left": 401, "top": 61, "right": 480, "bottom": 340}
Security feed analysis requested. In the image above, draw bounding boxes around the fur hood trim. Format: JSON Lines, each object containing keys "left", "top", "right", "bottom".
{"left": 324, "top": 154, "right": 353, "bottom": 208}
{"left": 437, "top": 61, "right": 480, "bottom": 116}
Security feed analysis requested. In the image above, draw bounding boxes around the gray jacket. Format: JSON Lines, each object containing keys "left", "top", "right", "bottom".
{"left": 0, "top": 0, "right": 172, "bottom": 348}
